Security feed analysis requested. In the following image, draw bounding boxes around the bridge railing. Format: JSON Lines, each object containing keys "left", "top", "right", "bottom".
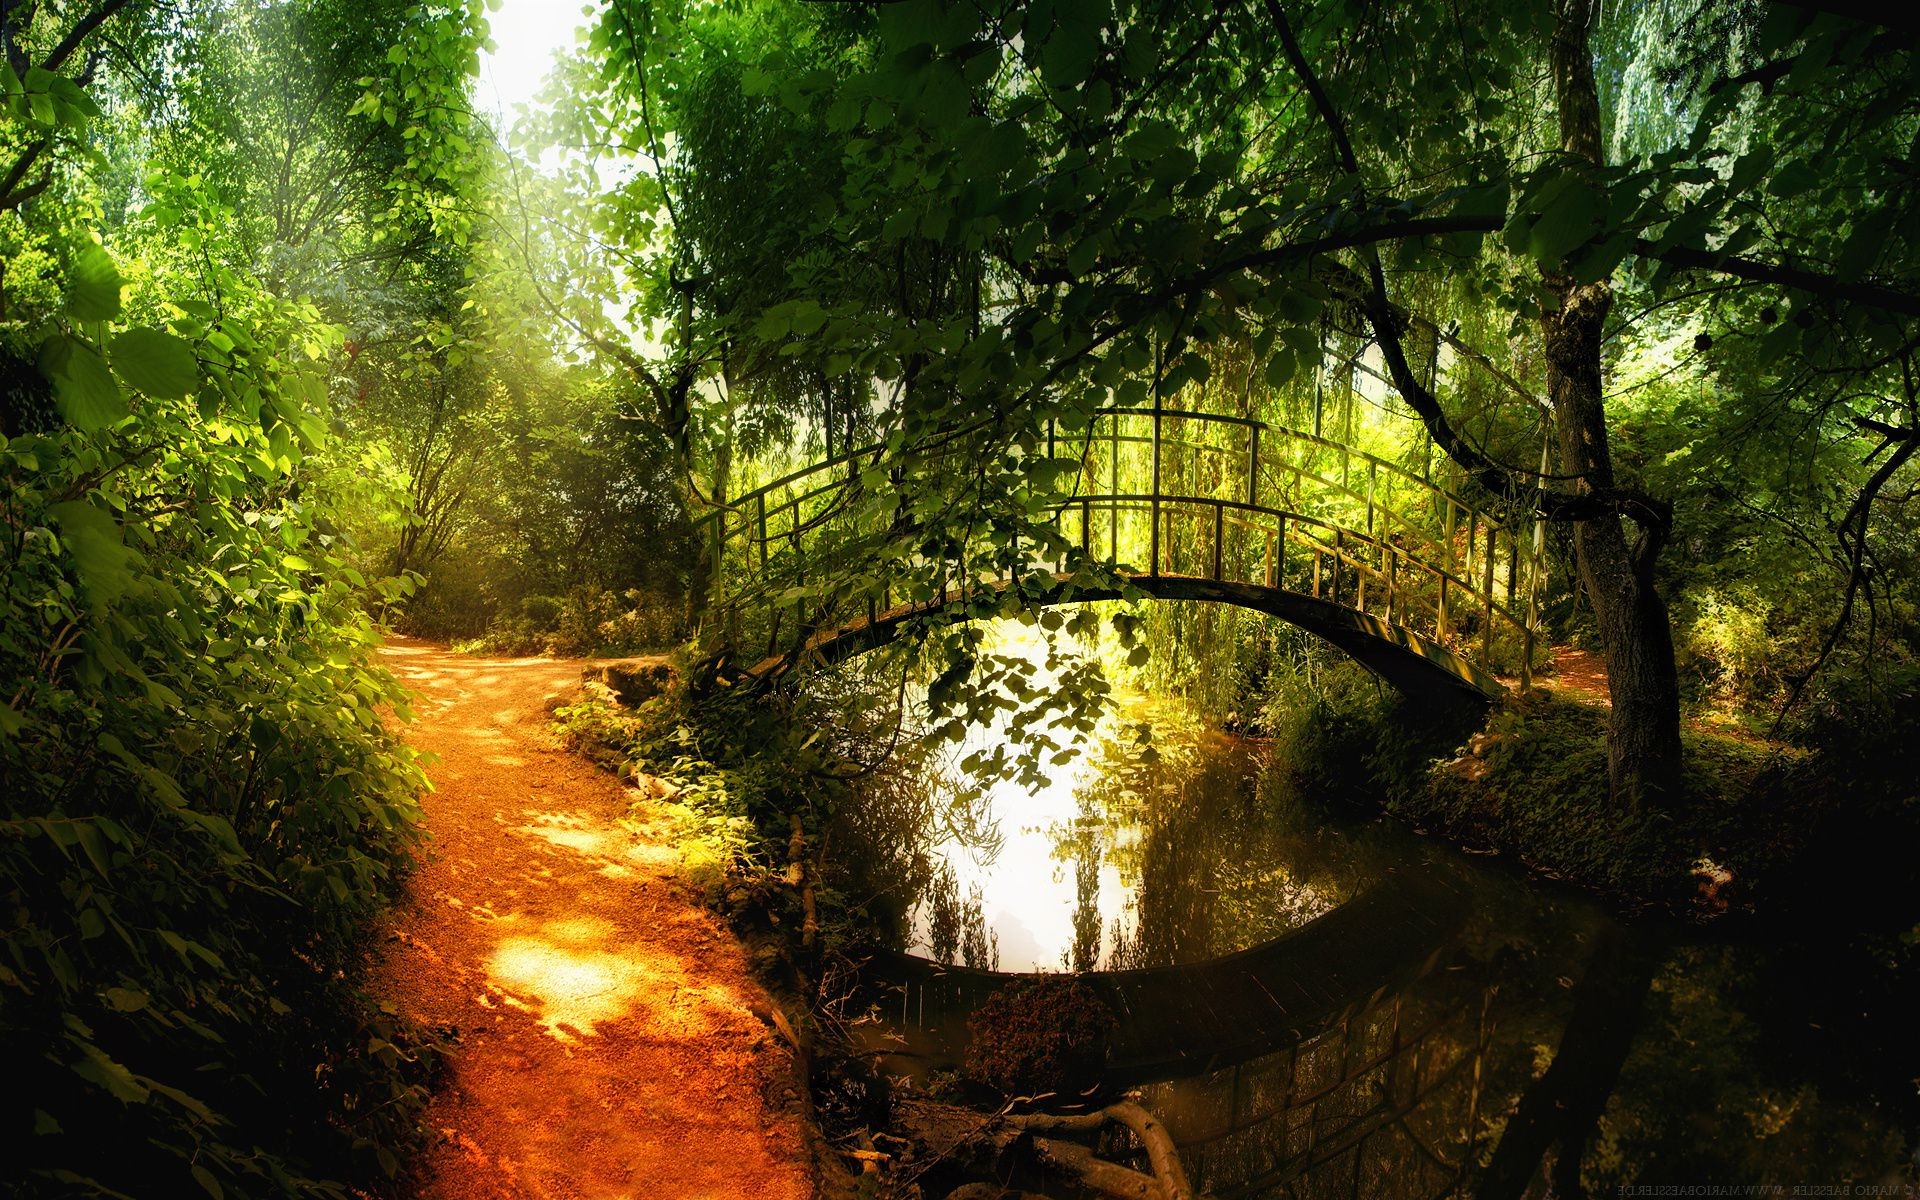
{"left": 700, "top": 406, "right": 1546, "bottom": 684}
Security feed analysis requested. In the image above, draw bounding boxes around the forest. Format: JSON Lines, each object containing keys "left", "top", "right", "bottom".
{"left": 1, "top": 0, "right": 1915, "bottom": 1197}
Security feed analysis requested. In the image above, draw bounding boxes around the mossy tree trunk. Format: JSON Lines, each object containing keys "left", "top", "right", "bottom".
{"left": 1544, "top": 0, "right": 1683, "bottom": 812}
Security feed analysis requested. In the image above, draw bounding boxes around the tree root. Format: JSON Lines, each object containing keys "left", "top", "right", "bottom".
{"left": 894, "top": 1095, "right": 1195, "bottom": 1200}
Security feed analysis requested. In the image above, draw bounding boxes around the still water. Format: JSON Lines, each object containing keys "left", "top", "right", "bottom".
{"left": 868, "top": 623, "right": 1919, "bottom": 1196}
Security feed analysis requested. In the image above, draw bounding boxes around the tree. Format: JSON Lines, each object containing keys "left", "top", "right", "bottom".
{"left": 2, "top": 2, "right": 481, "bottom": 1191}
{"left": 586, "top": 0, "right": 1918, "bottom": 809}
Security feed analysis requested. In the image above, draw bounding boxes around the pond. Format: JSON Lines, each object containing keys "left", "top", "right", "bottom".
{"left": 854, "top": 619, "right": 1919, "bottom": 1195}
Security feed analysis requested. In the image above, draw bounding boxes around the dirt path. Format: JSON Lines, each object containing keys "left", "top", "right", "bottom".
{"left": 372, "top": 638, "right": 814, "bottom": 1200}
{"left": 1541, "top": 645, "right": 1612, "bottom": 705}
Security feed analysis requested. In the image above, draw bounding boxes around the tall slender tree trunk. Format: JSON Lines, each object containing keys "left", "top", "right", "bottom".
{"left": 685, "top": 400, "right": 731, "bottom": 635}
{"left": 1544, "top": 0, "right": 1683, "bottom": 812}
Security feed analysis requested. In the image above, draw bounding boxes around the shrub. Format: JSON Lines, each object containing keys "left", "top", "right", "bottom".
{"left": 470, "top": 585, "right": 685, "bottom": 657}
{"left": 1680, "top": 587, "right": 1781, "bottom": 709}
{"left": 964, "top": 977, "right": 1116, "bottom": 1097}
{"left": 3, "top": 389, "right": 438, "bottom": 1196}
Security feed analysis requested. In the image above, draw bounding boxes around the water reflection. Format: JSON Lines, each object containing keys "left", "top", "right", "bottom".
{"left": 901, "top": 623, "right": 1389, "bottom": 971}
{"left": 852, "top": 618, "right": 1918, "bottom": 1193}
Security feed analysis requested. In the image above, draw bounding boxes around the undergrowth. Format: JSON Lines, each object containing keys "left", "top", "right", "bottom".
{"left": 1261, "top": 656, "right": 1826, "bottom": 911}
{"left": 4, "top": 419, "right": 441, "bottom": 1197}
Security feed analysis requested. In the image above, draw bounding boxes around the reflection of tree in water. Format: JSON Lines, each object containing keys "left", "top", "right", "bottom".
{"left": 1578, "top": 941, "right": 1914, "bottom": 1191}
{"left": 1144, "top": 895, "right": 1916, "bottom": 1198}
{"left": 925, "top": 861, "right": 960, "bottom": 964}
{"left": 1066, "top": 792, "right": 1103, "bottom": 972}
{"left": 809, "top": 649, "right": 1002, "bottom": 954}
{"left": 923, "top": 860, "right": 999, "bottom": 970}
{"left": 958, "top": 883, "right": 999, "bottom": 970}
{"left": 1074, "top": 726, "right": 1379, "bottom": 970}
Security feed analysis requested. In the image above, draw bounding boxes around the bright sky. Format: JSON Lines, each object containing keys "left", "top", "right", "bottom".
{"left": 474, "top": 0, "right": 595, "bottom": 122}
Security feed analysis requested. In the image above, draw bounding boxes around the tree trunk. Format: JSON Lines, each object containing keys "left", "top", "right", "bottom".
{"left": 686, "top": 403, "right": 730, "bottom": 634}
{"left": 1545, "top": 0, "right": 1683, "bottom": 812}
{"left": 1478, "top": 923, "right": 1656, "bottom": 1199}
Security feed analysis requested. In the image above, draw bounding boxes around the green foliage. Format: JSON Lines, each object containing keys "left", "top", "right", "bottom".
{"left": 460, "top": 585, "right": 684, "bottom": 657}
{"left": 1, "top": 296, "right": 438, "bottom": 1197}
{"left": 963, "top": 976, "right": 1116, "bottom": 1098}
{"left": 1, "top": 5, "right": 462, "bottom": 1193}
{"left": 1389, "top": 692, "right": 1803, "bottom": 906}
{"left": 535, "top": 0, "right": 1920, "bottom": 815}
{"left": 1593, "top": 945, "right": 1913, "bottom": 1189}
{"left": 387, "top": 373, "right": 698, "bottom": 645}
{"left": 553, "top": 678, "right": 789, "bottom": 881}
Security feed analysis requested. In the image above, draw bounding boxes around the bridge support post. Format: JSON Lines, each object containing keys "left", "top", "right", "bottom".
{"left": 1247, "top": 425, "right": 1260, "bottom": 509}
{"left": 1212, "top": 502, "right": 1224, "bottom": 580}
{"left": 1385, "top": 545, "right": 1398, "bottom": 626}
{"left": 1481, "top": 527, "right": 1497, "bottom": 661}
{"left": 1331, "top": 530, "right": 1344, "bottom": 607}
{"left": 1150, "top": 406, "right": 1163, "bottom": 577}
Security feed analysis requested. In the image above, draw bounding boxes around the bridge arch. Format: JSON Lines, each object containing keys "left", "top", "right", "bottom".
{"left": 752, "top": 572, "right": 1501, "bottom": 705}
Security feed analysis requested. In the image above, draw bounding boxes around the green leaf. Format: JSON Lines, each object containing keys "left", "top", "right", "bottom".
{"left": 69, "top": 1041, "right": 149, "bottom": 1103}
{"left": 1041, "top": 25, "right": 1099, "bottom": 88}
{"left": 110, "top": 328, "right": 199, "bottom": 398}
{"left": 789, "top": 303, "right": 827, "bottom": 335}
{"left": 1066, "top": 237, "right": 1099, "bottom": 277}
{"left": 191, "top": 1164, "right": 223, "bottom": 1200}
{"left": 1766, "top": 158, "right": 1819, "bottom": 200}
{"left": 40, "top": 334, "right": 125, "bottom": 430}
{"left": 103, "top": 987, "right": 149, "bottom": 1013}
{"left": 1526, "top": 181, "right": 1602, "bottom": 264}
{"left": 1265, "top": 349, "right": 1298, "bottom": 390}
{"left": 65, "top": 244, "right": 124, "bottom": 320}
{"left": 1834, "top": 208, "right": 1893, "bottom": 282}
{"left": 50, "top": 500, "right": 137, "bottom": 607}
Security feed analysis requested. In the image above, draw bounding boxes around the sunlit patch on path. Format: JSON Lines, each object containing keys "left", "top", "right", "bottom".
{"left": 371, "top": 637, "right": 812, "bottom": 1200}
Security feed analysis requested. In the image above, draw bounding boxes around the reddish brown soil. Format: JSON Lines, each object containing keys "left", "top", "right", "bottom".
{"left": 372, "top": 638, "right": 814, "bottom": 1200}
{"left": 1542, "top": 645, "right": 1612, "bottom": 705}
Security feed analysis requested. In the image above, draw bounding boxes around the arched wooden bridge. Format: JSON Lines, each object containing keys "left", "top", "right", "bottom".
{"left": 701, "top": 406, "right": 1546, "bottom": 700}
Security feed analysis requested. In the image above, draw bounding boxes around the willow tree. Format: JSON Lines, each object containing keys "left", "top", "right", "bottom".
{"left": 593, "top": 0, "right": 1918, "bottom": 809}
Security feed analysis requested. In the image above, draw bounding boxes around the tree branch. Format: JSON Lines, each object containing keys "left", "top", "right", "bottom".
{"left": 1640, "top": 238, "right": 1920, "bottom": 319}
{"left": 42, "top": 0, "right": 135, "bottom": 73}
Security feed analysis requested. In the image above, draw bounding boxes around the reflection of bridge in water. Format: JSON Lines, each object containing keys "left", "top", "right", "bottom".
{"left": 1150, "top": 969, "right": 1499, "bottom": 1200}
{"left": 861, "top": 864, "right": 1473, "bottom": 1087}
{"left": 706, "top": 406, "right": 1547, "bottom": 702}
{"left": 857, "top": 861, "right": 1502, "bottom": 1199}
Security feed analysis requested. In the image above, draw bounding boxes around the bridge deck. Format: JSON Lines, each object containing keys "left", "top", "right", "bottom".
{"left": 863, "top": 862, "right": 1475, "bottom": 1087}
